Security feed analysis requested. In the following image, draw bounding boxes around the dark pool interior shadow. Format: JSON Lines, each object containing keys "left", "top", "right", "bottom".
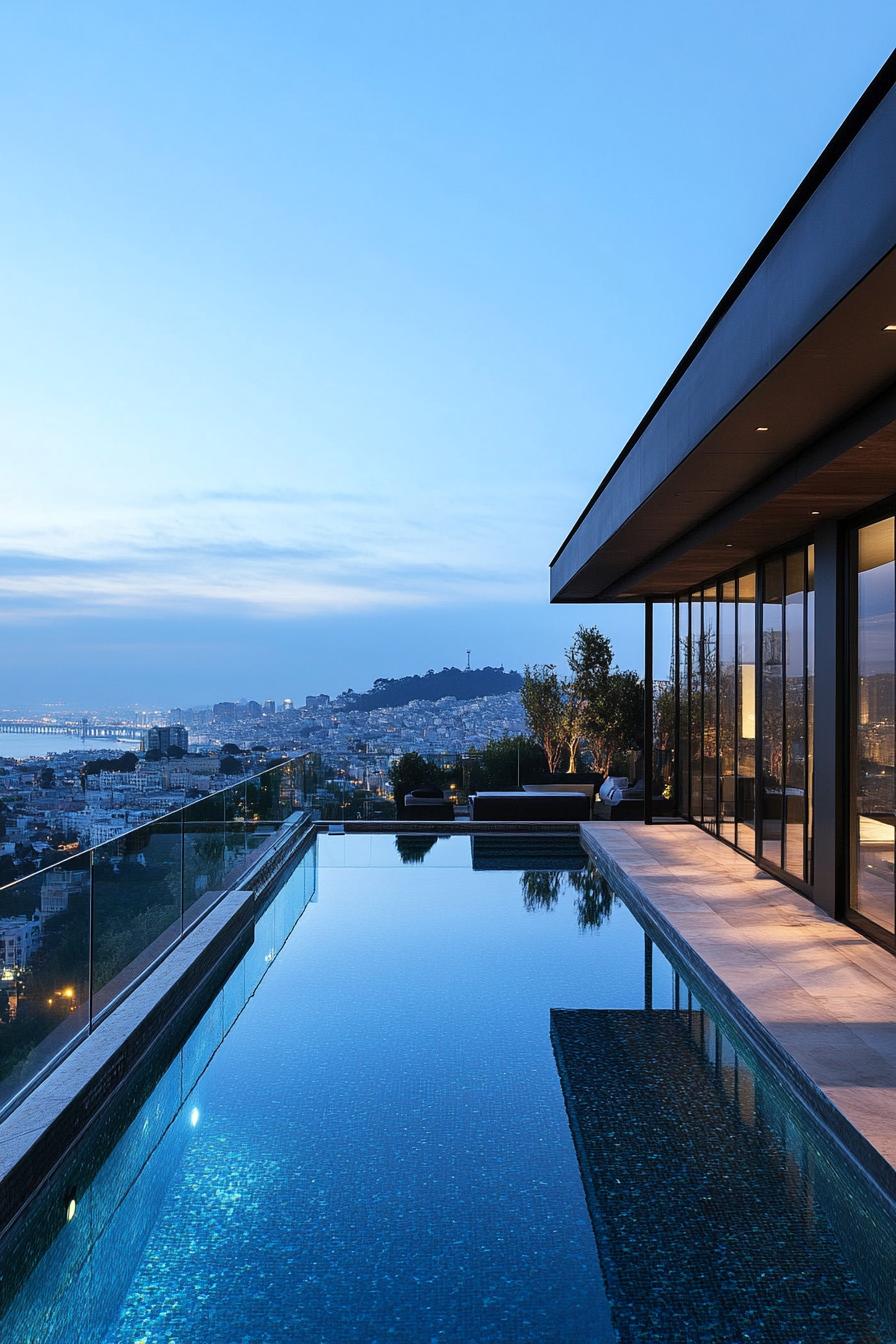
{"left": 551, "top": 1007, "right": 896, "bottom": 1344}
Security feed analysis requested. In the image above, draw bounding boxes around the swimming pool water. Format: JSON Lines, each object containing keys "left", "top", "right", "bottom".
{"left": 0, "top": 832, "right": 893, "bottom": 1343}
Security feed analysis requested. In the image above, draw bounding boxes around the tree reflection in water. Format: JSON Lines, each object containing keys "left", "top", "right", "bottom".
{"left": 394, "top": 835, "right": 439, "bottom": 865}
{"left": 568, "top": 866, "right": 615, "bottom": 930}
{"left": 520, "top": 871, "right": 561, "bottom": 911}
{"left": 519, "top": 863, "right": 615, "bottom": 930}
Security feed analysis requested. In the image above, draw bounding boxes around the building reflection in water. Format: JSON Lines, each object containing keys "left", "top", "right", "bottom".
{"left": 552, "top": 945, "right": 896, "bottom": 1344}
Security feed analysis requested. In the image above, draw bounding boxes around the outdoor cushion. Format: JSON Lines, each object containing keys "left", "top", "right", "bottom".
{"left": 522, "top": 782, "right": 595, "bottom": 804}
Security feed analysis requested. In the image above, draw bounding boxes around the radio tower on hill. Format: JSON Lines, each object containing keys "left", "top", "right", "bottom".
{"left": 465, "top": 649, "right": 471, "bottom": 671}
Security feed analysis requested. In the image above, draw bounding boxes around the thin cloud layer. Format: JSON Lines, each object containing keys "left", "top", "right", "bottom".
{"left": 0, "top": 486, "right": 548, "bottom": 621}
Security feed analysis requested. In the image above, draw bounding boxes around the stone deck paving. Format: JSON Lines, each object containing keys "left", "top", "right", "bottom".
{"left": 581, "top": 821, "right": 896, "bottom": 1174}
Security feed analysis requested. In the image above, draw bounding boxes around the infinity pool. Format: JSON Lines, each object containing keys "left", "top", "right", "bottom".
{"left": 0, "top": 832, "right": 893, "bottom": 1342}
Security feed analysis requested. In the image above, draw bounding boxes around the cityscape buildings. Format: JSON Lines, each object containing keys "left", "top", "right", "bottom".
{"left": 0, "top": 678, "right": 527, "bottom": 901}
{"left": 142, "top": 724, "right": 189, "bottom": 755}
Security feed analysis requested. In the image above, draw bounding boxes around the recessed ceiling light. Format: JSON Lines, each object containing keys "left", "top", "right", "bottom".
{"left": 811, "top": 510, "right": 820, "bottom": 516}
{"left": 883, "top": 323, "right": 896, "bottom": 332}
{"left": 725, "top": 543, "right": 733, "bottom": 548}
{"left": 756, "top": 425, "right": 769, "bottom": 432}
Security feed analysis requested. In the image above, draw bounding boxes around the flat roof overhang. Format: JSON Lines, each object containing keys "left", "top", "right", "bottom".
{"left": 552, "top": 52, "right": 896, "bottom": 603}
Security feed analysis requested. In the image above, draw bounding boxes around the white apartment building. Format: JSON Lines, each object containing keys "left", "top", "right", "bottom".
{"left": 0, "top": 915, "right": 42, "bottom": 972}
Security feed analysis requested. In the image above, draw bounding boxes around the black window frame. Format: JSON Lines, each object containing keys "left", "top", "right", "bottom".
{"left": 845, "top": 493, "right": 896, "bottom": 949}
{"left": 672, "top": 534, "right": 815, "bottom": 899}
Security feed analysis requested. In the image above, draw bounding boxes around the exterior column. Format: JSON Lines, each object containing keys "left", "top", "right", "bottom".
{"left": 812, "top": 521, "right": 842, "bottom": 918}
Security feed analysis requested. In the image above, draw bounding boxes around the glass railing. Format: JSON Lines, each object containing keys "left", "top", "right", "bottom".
{"left": 0, "top": 839, "right": 320, "bottom": 1344}
{"left": 293, "top": 747, "right": 610, "bottom": 820}
{"left": 0, "top": 757, "right": 308, "bottom": 1119}
{"left": 292, "top": 751, "right": 490, "bottom": 821}
{"left": 0, "top": 744, "right": 558, "bottom": 1115}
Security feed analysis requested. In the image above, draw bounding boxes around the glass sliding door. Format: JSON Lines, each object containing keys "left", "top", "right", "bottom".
{"left": 672, "top": 549, "right": 814, "bottom": 885}
{"left": 807, "top": 547, "right": 815, "bottom": 884}
{"left": 677, "top": 597, "right": 690, "bottom": 819}
{"left": 851, "top": 516, "right": 895, "bottom": 934}
{"left": 719, "top": 581, "right": 736, "bottom": 843}
{"left": 702, "top": 588, "right": 718, "bottom": 831}
{"left": 783, "top": 551, "right": 807, "bottom": 880}
{"left": 736, "top": 570, "right": 757, "bottom": 853}
{"left": 689, "top": 594, "right": 702, "bottom": 821}
{"left": 761, "top": 558, "right": 784, "bottom": 867}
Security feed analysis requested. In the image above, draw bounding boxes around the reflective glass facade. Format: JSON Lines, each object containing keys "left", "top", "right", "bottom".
{"left": 675, "top": 545, "right": 815, "bottom": 884}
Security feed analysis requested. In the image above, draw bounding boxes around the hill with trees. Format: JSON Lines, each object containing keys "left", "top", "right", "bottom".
{"left": 341, "top": 666, "right": 521, "bottom": 711}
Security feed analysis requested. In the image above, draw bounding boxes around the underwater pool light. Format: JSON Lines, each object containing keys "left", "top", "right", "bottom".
{"left": 189, "top": 1106, "right": 200, "bottom": 1128}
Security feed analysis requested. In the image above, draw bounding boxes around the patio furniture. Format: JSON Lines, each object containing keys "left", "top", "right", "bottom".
{"left": 400, "top": 787, "right": 455, "bottom": 821}
{"left": 469, "top": 790, "right": 591, "bottom": 822}
{"left": 522, "top": 782, "right": 596, "bottom": 815}
{"left": 596, "top": 775, "right": 645, "bottom": 820}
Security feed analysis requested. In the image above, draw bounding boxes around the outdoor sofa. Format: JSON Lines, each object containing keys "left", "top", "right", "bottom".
{"left": 521, "top": 781, "right": 596, "bottom": 814}
{"left": 469, "top": 790, "right": 591, "bottom": 822}
{"left": 400, "top": 787, "right": 455, "bottom": 821}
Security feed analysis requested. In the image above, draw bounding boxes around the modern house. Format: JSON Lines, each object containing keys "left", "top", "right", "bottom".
{"left": 551, "top": 53, "right": 896, "bottom": 948}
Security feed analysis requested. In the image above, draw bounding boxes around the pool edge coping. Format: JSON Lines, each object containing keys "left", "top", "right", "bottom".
{"left": 579, "top": 823, "right": 896, "bottom": 1217}
{"left": 0, "top": 887, "right": 254, "bottom": 1236}
{"left": 0, "top": 813, "right": 316, "bottom": 1235}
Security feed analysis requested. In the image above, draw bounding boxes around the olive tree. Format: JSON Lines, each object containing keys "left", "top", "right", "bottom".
{"left": 520, "top": 664, "right": 565, "bottom": 774}
{"left": 566, "top": 625, "right": 643, "bottom": 776}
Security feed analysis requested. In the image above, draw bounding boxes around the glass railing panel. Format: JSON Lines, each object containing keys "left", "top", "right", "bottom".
{"left": 0, "top": 852, "right": 91, "bottom": 1114}
{"left": 91, "top": 817, "right": 183, "bottom": 1019}
{"left": 388, "top": 751, "right": 471, "bottom": 818}
{"left": 0, "top": 758, "right": 309, "bottom": 1118}
{"left": 222, "top": 780, "right": 248, "bottom": 875}
{"left": 299, "top": 751, "right": 479, "bottom": 821}
{"left": 182, "top": 792, "right": 227, "bottom": 929}
{"left": 277, "top": 759, "right": 297, "bottom": 819}
{"left": 245, "top": 762, "right": 288, "bottom": 830}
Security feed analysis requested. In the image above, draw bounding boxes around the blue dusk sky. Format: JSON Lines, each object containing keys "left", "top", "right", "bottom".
{"left": 1, "top": 5, "right": 894, "bottom": 709}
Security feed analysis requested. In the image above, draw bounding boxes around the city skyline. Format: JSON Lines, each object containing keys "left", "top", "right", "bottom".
{"left": 2, "top": 7, "right": 894, "bottom": 703}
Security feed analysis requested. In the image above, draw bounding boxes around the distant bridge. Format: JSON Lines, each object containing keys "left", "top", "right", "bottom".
{"left": 0, "top": 719, "right": 145, "bottom": 742}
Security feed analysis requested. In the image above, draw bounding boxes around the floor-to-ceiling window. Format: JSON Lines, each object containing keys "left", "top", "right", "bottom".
{"left": 719, "top": 581, "right": 736, "bottom": 844}
{"left": 783, "top": 551, "right": 807, "bottom": 880}
{"left": 806, "top": 547, "right": 815, "bottom": 885}
{"left": 736, "top": 571, "right": 757, "bottom": 850}
{"left": 689, "top": 593, "right": 702, "bottom": 820}
{"left": 674, "top": 546, "right": 813, "bottom": 889}
{"left": 850, "top": 514, "right": 895, "bottom": 935}
{"left": 702, "top": 588, "right": 718, "bottom": 831}
{"left": 761, "top": 557, "right": 784, "bottom": 868}
{"left": 677, "top": 597, "right": 689, "bottom": 816}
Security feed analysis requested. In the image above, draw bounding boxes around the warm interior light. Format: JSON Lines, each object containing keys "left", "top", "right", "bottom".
{"left": 725, "top": 543, "right": 733, "bottom": 548}
{"left": 883, "top": 323, "right": 896, "bottom": 332}
{"left": 755, "top": 425, "right": 769, "bottom": 432}
{"left": 811, "top": 510, "right": 820, "bottom": 516}
{"left": 739, "top": 664, "right": 756, "bottom": 739}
